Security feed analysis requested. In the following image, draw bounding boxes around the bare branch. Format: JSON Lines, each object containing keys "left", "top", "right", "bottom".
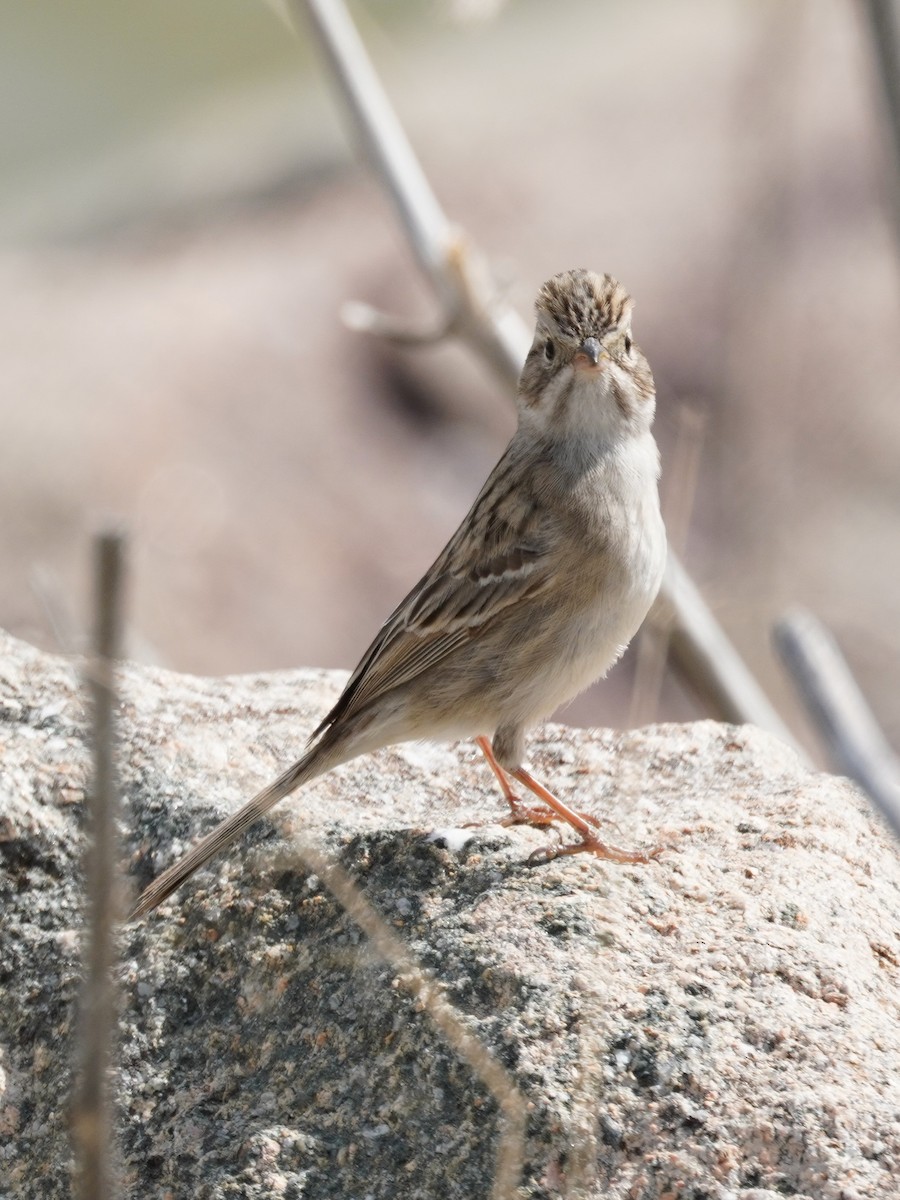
{"left": 288, "top": 0, "right": 801, "bottom": 749}
{"left": 775, "top": 608, "right": 900, "bottom": 837}
{"left": 72, "top": 528, "right": 127, "bottom": 1200}
{"left": 859, "top": 0, "right": 900, "bottom": 250}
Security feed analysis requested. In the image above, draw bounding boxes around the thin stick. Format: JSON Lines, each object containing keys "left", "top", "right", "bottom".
{"left": 860, "top": 0, "right": 900, "bottom": 249}
{"left": 288, "top": 0, "right": 801, "bottom": 747}
{"left": 774, "top": 608, "right": 900, "bottom": 837}
{"left": 295, "top": 843, "right": 527, "bottom": 1200}
{"left": 72, "top": 529, "right": 126, "bottom": 1200}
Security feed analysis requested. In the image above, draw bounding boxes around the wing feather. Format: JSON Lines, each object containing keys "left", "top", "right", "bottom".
{"left": 311, "top": 445, "right": 560, "bottom": 738}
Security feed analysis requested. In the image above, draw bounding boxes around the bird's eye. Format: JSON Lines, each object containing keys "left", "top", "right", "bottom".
{"left": 623, "top": 333, "right": 633, "bottom": 355}
{"left": 543, "top": 338, "right": 556, "bottom": 362}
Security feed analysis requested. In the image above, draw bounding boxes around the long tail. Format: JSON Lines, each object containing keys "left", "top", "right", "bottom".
{"left": 129, "top": 741, "right": 337, "bottom": 920}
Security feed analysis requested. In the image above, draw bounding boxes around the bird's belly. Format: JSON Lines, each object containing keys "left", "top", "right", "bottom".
{"left": 523, "top": 529, "right": 665, "bottom": 722}
{"left": 535, "top": 595, "right": 645, "bottom": 715}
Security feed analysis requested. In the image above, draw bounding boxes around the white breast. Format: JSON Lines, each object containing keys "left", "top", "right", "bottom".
{"left": 530, "top": 432, "right": 667, "bottom": 719}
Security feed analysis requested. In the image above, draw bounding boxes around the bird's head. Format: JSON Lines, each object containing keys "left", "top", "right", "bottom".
{"left": 518, "top": 269, "right": 655, "bottom": 439}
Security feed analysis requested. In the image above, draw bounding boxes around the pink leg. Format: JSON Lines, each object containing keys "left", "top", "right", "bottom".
{"left": 475, "top": 736, "right": 560, "bottom": 827}
{"left": 509, "top": 765, "right": 662, "bottom": 866}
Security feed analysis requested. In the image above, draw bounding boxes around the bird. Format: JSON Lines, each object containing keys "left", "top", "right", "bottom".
{"left": 131, "top": 268, "right": 667, "bottom": 919}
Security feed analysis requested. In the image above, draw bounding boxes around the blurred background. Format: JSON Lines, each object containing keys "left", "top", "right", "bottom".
{"left": 1, "top": 0, "right": 898, "bottom": 757}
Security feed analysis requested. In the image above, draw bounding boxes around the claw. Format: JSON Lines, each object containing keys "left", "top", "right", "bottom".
{"left": 528, "top": 836, "right": 664, "bottom": 867}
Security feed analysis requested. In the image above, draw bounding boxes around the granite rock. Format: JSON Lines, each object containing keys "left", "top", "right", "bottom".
{"left": 1, "top": 629, "right": 898, "bottom": 1199}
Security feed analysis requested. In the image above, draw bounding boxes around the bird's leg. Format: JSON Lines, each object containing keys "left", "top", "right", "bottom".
{"left": 475, "top": 736, "right": 590, "bottom": 829}
{"left": 508, "top": 765, "right": 662, "bottom": 866}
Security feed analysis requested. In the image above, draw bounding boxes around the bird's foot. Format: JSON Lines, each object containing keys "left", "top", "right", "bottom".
{"left": 526, "top": 835, "right": 664, "bottom": 867}
{"left": 501, "top": 796, "right": 600, "bottom": 830}
{"left": 500, "top": 799, "right": 557, "bottom": 828}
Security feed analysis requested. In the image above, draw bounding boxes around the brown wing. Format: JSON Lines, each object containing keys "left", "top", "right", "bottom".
{"left": 310, "top": 447, "right": 559, "bottom": 739}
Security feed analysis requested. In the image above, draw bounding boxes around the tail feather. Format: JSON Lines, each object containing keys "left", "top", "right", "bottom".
{"left": 129, "top": 743, "right": 331, "bottom": 920}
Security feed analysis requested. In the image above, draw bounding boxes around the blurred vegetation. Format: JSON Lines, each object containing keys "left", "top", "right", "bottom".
{"left": 2, "top": 1, "right": 303, "bottom": 185}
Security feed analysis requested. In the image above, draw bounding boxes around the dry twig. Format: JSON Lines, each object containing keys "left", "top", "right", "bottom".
{"left": 72, "top": 529, "right": 127, "bottom": 1200}
{"left": 860, "top": 0, "right": 900, "bottom": 247}
{"left": 775, "top": 609, "right": 900, "bottom": 837}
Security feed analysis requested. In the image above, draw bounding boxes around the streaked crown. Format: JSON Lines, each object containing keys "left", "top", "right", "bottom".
{"left": 536, "top": 269, "right": 633, "bottom": 340}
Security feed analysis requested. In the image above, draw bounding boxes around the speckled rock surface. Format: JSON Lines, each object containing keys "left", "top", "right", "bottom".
{"left": 1, "top": 628, "right": 899, "bottom": 1199}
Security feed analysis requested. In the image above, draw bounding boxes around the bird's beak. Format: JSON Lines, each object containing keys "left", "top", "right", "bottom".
{"left": 574, "top": 337, "right": 603, "bottom": 369}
